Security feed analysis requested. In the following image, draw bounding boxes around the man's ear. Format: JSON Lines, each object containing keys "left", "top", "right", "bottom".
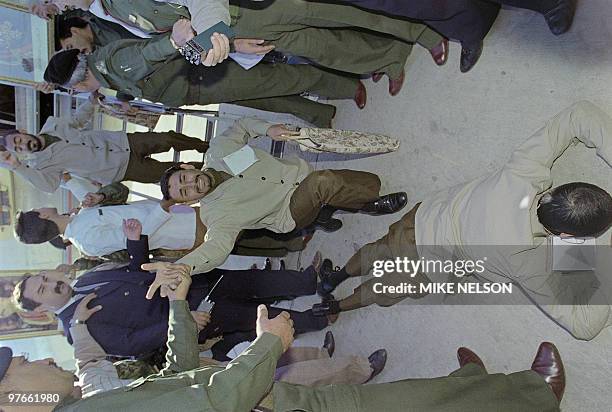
{"left": 34, "top": 305, "right": 49, "bottom": 313}
{"left": 180, "top": 164, "right": 196, "bottom": 170}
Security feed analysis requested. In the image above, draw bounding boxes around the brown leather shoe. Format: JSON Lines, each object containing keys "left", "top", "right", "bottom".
{"left": 388, "top": 69, "right": 405, "bottom": 96}
{"left": 371, "top": 72, "right": 384, "bottom": 83}
{"left": 531, "top": 342, "right": 565, "bottom": 403}
{"left": 457, "top": 347, "right": 487, "bottom": 372}
{"left": 429, "top": 38, "right": 449, "bottom": 66}
{"left": 354, "top": 81, "right": 367, "bottom": 109}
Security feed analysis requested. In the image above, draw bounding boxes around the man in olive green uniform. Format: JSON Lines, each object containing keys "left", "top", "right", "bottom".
{"left": 55, "top": 11, "right": 141, "bottom": 52}
{"left": 44, "top": 24, "right": 362, "bottom": 127}
{"left": 35, "top": 0, "right": 369, "bottom": 126}
{"left": 65, "top": 0, "right": 445, "bottom": 80}
{"left": 0, "top": 268, "right": 564, "bottom": 411}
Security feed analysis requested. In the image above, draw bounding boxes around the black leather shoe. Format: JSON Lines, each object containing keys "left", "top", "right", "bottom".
{"left": 322, "top": 331, "right": 335, "bottom": 357}
{"left": 460, "top": 41, "right": 483, "bottom": 73}
{"left": 366, "top": 349, "right": 387, "bottom": 382}
{"left": 317, "top": 259, "right": 337, "bottom": 296}
{"left": 313, "top": 205, "right": 343, "bottom": 232}
{"left": 312, "top": 299, "right": 340, "bottom": 317}
{"left": 544, "top": 0, "right": 577, "bottom": 36}
{"left": 313, "top": 218, "right": 343, "bottom": 232}
{"left": 360, "top": 192, "right": 407, "bottom": 215}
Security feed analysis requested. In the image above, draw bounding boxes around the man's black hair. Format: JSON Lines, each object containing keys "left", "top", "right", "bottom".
{"left": 159, "top": 165, "right": 183, "bottom": 200}
{"left": 13, "top": 275, "right": 41, "bottom": 312}
{"left": 57, "top": 16, "right": 89, "bottom": 42}
{"left": 537, "top": 182, "right": 612, "bottom": 237}
{"left": 14, "top": 211, "right": 61, "bottom": 245}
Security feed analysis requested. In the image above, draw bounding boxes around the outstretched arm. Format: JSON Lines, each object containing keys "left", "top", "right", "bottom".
{"left": 175, "top": 225, "right": 241, "bottom": 274}
{"left": 505, "top": 100, "right": 612, "bottom": 192}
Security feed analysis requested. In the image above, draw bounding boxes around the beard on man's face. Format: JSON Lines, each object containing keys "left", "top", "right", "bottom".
{"left": 27, "top": 136, "right": 41, "bottom": 152}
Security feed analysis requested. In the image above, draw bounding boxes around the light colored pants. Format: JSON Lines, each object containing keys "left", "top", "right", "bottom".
{"left": 275, "top": 346, "right": 371, "bottom": 386}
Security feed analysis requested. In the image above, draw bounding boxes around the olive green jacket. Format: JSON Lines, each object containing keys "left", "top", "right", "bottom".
{"left": 96, "top": 0, "right": 235, "bottom": 34}
{"left": 98, "top": 0, "right": 190, "bottom": 34}
{"left": 56, "top": 300, "right": 283, "bottom": 412}
{"left": 88, "top": 33, "right": 189, "bottom": 106}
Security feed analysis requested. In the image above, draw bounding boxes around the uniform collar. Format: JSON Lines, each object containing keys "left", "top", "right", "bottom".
{"left": 530, "top": 195, "right": 548, "bottom": 238}
{"left": 86, "top": 54, "right": 111, "bottom": 89}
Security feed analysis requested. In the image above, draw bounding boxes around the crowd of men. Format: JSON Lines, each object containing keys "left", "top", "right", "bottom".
{"left": 1, "top": 0, "right": 611, "bottom": 411}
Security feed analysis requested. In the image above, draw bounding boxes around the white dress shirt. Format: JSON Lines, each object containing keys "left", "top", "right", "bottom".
{"left": 64, "top": 200, "right": 196, "bottom": 257}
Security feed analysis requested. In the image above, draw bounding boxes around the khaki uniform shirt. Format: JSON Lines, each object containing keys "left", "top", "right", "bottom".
{"left": 10, "top": 102, "right": 131, "bottom": 193}
{"left": 415, "top": 101, "right": 612, "bottom": 340}
{"left": 176, "top": 117, "right": 312, "bottom": 273}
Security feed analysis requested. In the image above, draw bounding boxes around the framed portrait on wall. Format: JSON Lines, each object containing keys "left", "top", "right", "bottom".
{"left": 0, "top": 270, "right": 60, "bottom": 340}
{"left": 0, "top": 1, "right": 52, "bottom": 86}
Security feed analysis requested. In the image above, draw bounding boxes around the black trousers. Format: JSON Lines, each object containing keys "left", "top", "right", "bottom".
{"left": 333, "top": 0, "right": 556, "bottom": 47}
{"left": 490, "top": 0, "right": 556, "bottom": 13}
{"left": 124, "top": 131, "right": 207, "bottom": 183}
{"left": 194, "top": 267, "right": 327, "bottom": 360}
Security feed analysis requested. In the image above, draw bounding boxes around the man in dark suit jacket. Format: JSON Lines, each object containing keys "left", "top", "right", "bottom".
{"left": 13, "top": 235, "right": 328, "bottom": 358}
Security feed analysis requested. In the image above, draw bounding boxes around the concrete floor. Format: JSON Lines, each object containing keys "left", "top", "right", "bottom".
{"left": 225, "top": 2, "right": 612, "bottom": 411}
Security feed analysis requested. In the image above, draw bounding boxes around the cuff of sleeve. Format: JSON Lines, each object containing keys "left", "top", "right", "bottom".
{"left": 162, "top": 36, "right": 180, "bottom": 54}
{"left": 69, "top": 324, "right": 89, "bottom": 341}
{"left": 256, "top": 332, "right": 284, "bottom": 362}
{"left": 170, "top": 299, "right": 191, "bottom": 315}
{"left": 244, "top": 118, "right": 276, "bottom": 137}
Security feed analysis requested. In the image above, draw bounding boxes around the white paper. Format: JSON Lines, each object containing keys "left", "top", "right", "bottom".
{"left": 222, "top": 145, "right": 259, "bottom": 175}
{"left": 551, "top": 236, "right": 596, "bottom": 272}
{"left": 229, "top": 52, "right": 265, "bottom": 70}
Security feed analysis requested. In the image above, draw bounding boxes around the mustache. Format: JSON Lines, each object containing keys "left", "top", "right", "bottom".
{"left": 54, "top": 281, "right": 66, "bottom": 294}
{"left": 27, "top": 138, "right": 40, "bottom": 151}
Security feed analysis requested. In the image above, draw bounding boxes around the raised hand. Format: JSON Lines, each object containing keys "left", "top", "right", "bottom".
{"left": 82, "top": 192, "right": 104, "bottom": 208}
{"left": 122, "top": 218, "right": 143, "bottom": 241}
{"left": 255, "top": 305, "right": 294, "bottom": 352}
{"left": 29, "top": 2, "right": 59, "bottom": 20}
{"left": 142, "top": 262, "right": 192, "bottom": 300}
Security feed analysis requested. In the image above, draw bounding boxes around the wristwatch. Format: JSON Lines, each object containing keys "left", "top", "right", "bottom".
{"left": 73, "top": 319, "right": 87, "bottom": 326}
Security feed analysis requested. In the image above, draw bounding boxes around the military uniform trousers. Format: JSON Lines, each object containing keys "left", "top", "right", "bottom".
{"left": 342, "top": 203, "right": 430, "bottom": 308}
{"left": 289, "top": 169, "right": 383, "bottom": 229}
{"left": 123, "top": 131, "right": 208, "bottom": 183}
{"left": 231, "top": 0, "right": 443, "bottom": 79}
{"left": 148, "top": 58, "right": 359, "bottom": 128}
{"left": 271, "top": 362, "right": 559, "bottom": 411}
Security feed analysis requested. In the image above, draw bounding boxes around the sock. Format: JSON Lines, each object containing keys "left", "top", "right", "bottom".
{"left": 329, "top": 267, "right": 350, "bottom": 288}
